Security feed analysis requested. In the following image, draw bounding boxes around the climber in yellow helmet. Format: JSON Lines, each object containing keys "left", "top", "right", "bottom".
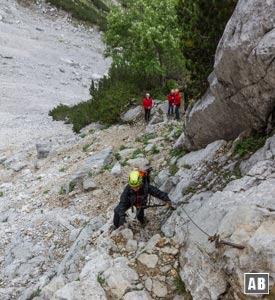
{"left": 113, "top": 169, "right": 172, "bottom": 229}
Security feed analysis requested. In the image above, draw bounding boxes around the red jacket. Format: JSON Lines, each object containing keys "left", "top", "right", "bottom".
{"left": 167, "top": 93, "right": 174, "bottom": 104}
{"left": 173, "top": 93, "right": 182, "bottom": 106}
{"left": 142, "top": 97, "right": 153, "bottom": 109}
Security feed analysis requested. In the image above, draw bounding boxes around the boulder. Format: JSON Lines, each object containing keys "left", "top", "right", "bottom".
{"left": 73, "top": 146, "right": 113, "bottom": 182}
{"left": 36, "top": 143, "right": 51, "bottom": 159}
{"left": 121, "top": 106, "right": 143, "bottom": 122}
{"left": 104, "top": 259, "right": 139, "bottom": 299}
{"left": 184, "top": 0, "right": 275, "bottom": 150}
{"left": 111, "top": 162, "right": 121, "bottom": 175}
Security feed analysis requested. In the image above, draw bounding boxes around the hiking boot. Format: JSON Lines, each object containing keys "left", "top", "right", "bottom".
{"left": 139, "top": 217, "right": 148, "bottom": 227}
{"left": 108, "top": 224, "right": 117, "bottom": 233}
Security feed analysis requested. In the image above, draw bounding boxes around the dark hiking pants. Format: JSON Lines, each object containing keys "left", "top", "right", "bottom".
{"left": 113, "top": 205, "right": 145, "bottom": 228}
{"left": 144, "top": 108, "right": 151, "bottom": 123}
{"left": 175, "top": 105, "right": 180, "bottom": 120}
{"left": 167, "top": 103, "right": 174, "bottom": 115}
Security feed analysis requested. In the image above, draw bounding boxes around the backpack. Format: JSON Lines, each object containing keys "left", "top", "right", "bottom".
{"left": 131, "top": 167, "right": 153, "bottom": 212}
{"left": 138, "top": 167, "right": 152, "bottom": 186}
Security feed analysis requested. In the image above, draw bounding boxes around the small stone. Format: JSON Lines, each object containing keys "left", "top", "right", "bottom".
{"left": 138, "top": 253, "right": 158, "bottom": 269}
{"left": 145, "top": 277, "right": 153, "bottom": 291}
{"left": 152, "top": 280, "right": 168, "bottom": 298}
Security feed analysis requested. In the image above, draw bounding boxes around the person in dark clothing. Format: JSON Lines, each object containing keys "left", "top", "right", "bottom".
{"left": 113, "top": 170, "right": 172, "bottom": 229}
{"left": 182, "top": 83, "right": 189, "bottom": 112}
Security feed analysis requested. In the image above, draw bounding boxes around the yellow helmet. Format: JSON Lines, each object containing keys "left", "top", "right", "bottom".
{"left": 129, "top": 171, "right": 143, "bottom": 188}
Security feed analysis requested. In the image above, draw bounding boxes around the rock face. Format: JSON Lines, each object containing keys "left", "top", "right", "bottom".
{"left": 184, "top": 0, "right": 275, "bottom": 150}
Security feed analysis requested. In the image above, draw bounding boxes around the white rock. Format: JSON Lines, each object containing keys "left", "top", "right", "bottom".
{"left": 111, "top": 162, "right": 121, "bottom": 175}
{"left": 137, "top": 253, "right": 158, "bottom": 269}
{"left": 123, "top": 290, "right": 152, "bottom": 300}
{"left": 144, "top": 277, "right": 153, "bottom": 291}
{"left": 126, "top": 239, "right": 138, "bottom": 252}
{"left": 152, "top": 280, "right": 168, "bottom": 298}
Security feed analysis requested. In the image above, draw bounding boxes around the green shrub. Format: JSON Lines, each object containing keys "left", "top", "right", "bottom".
{"left": 177, "top": 0, "right": 237, "bottom": 99}
{"left": 234, "top": 133, "right": 267, "bottom": 158}
{"left": 173, "top": 128, "right": 183, "bottom": 139}
{"left": 121, "top": 160, "right": 129, "bottom": 167}
{"left": 49, "top": 66, "right": 139, "bottom": 132}
{"left": 136, "top": 134, "right": 157, "bottom": 145}
{"left": 166, "top": 79, "right": 177, "bottom": 93}
{"left": 119, "top": 145, "right": 127, "bottom": 151}
{"left": 49, "top": 104, "right": 71, "bottom": 121}
{"left": 174, "top": 274, "right": 192, "bottom": 298}
{"left": 183, "top": 164, "right": 191, "bottom": 169}
{"left": 185, "top": 186, "right": 197, "bottom": 194}
{"left": 59, "top": 186, "right": 66, "bottom": 195}
{"left": 170, "top": 148, "right": 187, "bottom": 158}
{"left": 0, "top": 191, "right": 3, "bottom": 197}
{"left": 29, "top": 289, "right": 41, "bottom": 299}
{"left": 132, "top": 149, "right": 143, "bottom": 158}
{"left": 83, "top": 143, "right": 92, "bottom": 152}
{"left": 170, "top": 163, "right": 179, "bottom": 176}
{"left": 69, "top": 181, "right": 76, "bottom": 192}
{"left": 114, "top": 152, "right": 121, "bottom": 161}
{"left": 222, "top": 164, "right": 242, "bottom": 183}
{"left": 152, "top": 145, "right": 160, "bottom": 154}
{"left": 103, "top": 164, "right": 112, "bottom": 170}
{"left": 46, "top": 0, "right": 108, "bottom": 31}
{"left": 97, "top": 275, "right": 105, "bottom": 286}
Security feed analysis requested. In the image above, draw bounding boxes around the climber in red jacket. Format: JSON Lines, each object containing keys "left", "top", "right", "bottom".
{"left": 167, "top": 89, "right": 175, "bottom": 116}
{"left": 142, "top": 93, "right": 153, "bottom": 123}
{"left": 173, "top": 88, "right": 182, "bottom": 120}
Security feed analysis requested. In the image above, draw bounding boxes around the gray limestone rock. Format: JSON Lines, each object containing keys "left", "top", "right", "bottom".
{"left": 104, "top": 260, "right": 139, "bottom": 299}
{"left": 118, "top": 148, "right": 137, "bottom": 159}
{"left": 179, "top": 246, "right": 227, "bottom": 300}
{"left": 184, "top": 0, "right": 275, "bottom": 150}
{"left": 127, "top": 157, "right": 149, "bottom": 168}
{"left": 137, "top": 253, "right": 158, "bottom": 269}
{"left": 123, "top": 290, "right": 152, "bottom": 300}
{"left": 10, "top": 161, "right": 28, "bottom": 172}
{"left": 152, "top": 280, "right": 168, "bottom": 298}
{"left": 111, "top": 162, "right": 121, "bottom": 175}
{"left": 149, "top": 113, "right": 163, "bottom": 125}
{"left": 82, "top": 179, "right": 97, "bottom": 191}
{"left": 57, "top": 216, "right": 105, "bottom": 275}
{"left": 73, "top": 146, "right": 113, "bottom": 182}
{"left": 173, "top": 132, "right": 185, "bottom": 150}
{"left": 121, "top": 106, "right": 143, "bottom": 122}
{"left": 0, "top": 156, "right": 7, "bottom": 164}
{"left": 177, "top": 140, "right": 226, "bottom": 168}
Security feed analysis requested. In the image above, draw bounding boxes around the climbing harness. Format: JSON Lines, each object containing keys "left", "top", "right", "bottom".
{"left": 133, "top": 167, "right": 175, "bottom": 219}
{"left": 181, "top": 206, "right": 245, "bottom": 250}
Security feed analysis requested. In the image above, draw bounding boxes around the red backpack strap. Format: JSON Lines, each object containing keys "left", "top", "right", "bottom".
{"left": 138, "top": 170, "right": 146, "bottom": 177}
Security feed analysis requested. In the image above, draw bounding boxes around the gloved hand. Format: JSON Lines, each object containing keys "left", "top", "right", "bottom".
{"left": 166, "top": 201, "right": 172, "bottom": 206}
{"left": 166, "top": 199, "right": 176, "bottom": 209}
